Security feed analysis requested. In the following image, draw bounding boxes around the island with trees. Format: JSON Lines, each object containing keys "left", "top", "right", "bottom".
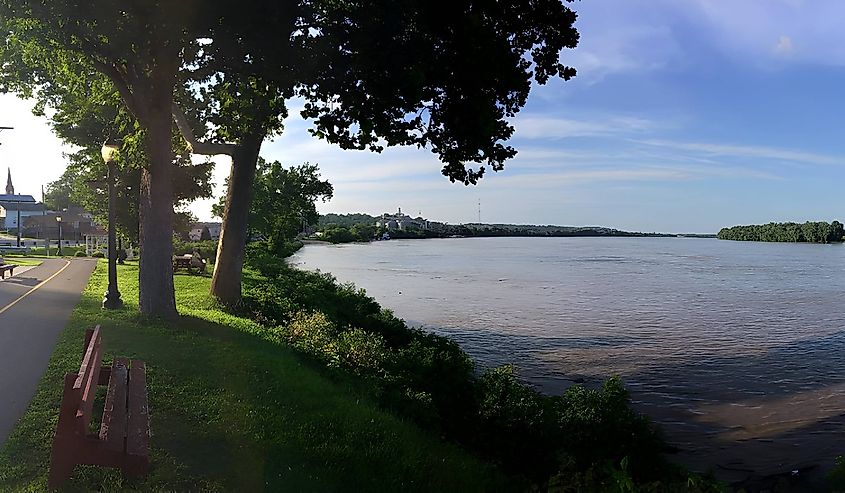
{"left": 718, "top": 221, "right": 844, "bottom": 243}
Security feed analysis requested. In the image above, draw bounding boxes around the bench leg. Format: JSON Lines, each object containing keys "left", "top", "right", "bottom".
{"left": 122, "top": 454, "right": 150, "bottom": 478}
{"left": 47, "top": 452, "right": 75, "bottom": 490}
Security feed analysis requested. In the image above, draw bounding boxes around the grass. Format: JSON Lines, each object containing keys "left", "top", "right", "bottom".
{"left": 1, "top": 257, "right": 42, "bottom": 266}
{"left": 0, "top": 261, "right": 509, "bottom": 492}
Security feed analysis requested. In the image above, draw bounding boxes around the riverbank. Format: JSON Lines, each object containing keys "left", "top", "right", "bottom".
{"left": 0, "top": 261, "right": 510, "bottom": 491}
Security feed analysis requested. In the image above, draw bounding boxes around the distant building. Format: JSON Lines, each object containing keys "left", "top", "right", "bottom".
{"left": 189, "top": 222, "right": 222, "bottom": 241}
{"left": 0, "top": 168, "right": 42, "bottom": 231}
{"left": 375, "top": 207, "right": 429, "bottom": 231}
{"left": 23, "top": 207, "right": 102, "bottom": 241}
{"left": 6, "top": 168, "right": 13, "bottom": 195}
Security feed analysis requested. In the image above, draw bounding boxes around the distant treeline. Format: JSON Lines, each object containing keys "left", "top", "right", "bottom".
{"left": 318, "top": 213, "right": 377, "bottom": 227}
{"left": 457, "top": 223, "right": 673, "bottom": 238}
{"left": 717, "top": 221, "right": 844, "bottom": 243}
{"left": 317, "top": 213, "right": 674, "bottom": 242}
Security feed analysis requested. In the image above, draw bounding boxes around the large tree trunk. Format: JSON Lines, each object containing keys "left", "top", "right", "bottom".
{"left": 138, "top": 103, "right": 177, "bottom": 318}
{"left": 210, "top": 135, "right": 264, "bottom": 305}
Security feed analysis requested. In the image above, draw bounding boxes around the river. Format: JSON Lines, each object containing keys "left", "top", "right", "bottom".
{"left": 290, "top": 237, "right": 845, "bottom": 483}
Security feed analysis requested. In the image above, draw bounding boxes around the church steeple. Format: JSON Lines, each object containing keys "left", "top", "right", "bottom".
{"left": 5, "top": 167, "right": 13, "bottom": 195}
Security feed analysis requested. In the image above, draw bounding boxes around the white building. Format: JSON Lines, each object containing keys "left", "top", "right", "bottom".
{"left": 0, "top": 168, "right": 42, "bottom": 231}
{"left": 189, "top": 222, "right": 222, "bottom": 241}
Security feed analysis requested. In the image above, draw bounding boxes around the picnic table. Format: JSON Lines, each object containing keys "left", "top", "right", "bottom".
{"left": 172, "top": 254, "right": 206, "bottom": 274}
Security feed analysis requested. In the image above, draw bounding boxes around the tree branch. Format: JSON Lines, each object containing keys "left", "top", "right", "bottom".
{"left": 171, "top": 103, "right": 237, "bottom": 156}
{"left": 90, "top": 59, "right": 143, "bottom": 120}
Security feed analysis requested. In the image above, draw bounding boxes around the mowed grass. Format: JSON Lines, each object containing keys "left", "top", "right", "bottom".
{"left": 1, "top": 256, "right": 42, "bottom": 266}
{"left": 0, "top": 261, "right": 508, "bottom": 492}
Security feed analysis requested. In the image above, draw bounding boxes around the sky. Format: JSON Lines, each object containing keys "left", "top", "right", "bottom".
{"left": 2, "top": 0, "right": 845, "bottom": 234}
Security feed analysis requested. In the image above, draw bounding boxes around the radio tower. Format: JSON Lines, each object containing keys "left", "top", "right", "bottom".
{"left": 477, "top": 199, "right": 481, "bottom": 224}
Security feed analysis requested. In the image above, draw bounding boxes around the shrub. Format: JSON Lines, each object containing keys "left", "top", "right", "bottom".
{"left": 91, "top": 251, "right": 105, "bottom": 258}
{"left": 74, "top": 251, "right": 88, "bottom": 257}
{"left": 476, "top": 365, "right": 559, "bottom": 479}
{"left": 172, "top": 239, "right": 218, "bottom": 261}
{"left": 276, "top": 311, "right": 339, "bottom": 359}
{"left": 333, "top": 328, "right": 389, "bottom": 374}
{"left": 556, "top": 377, "right": 665, "bottom": 479}
{"left": 829, "top": 456, "right": 845, "bottom": 492}
{"left": 243, "top": 282, "right": 297, "bottom": 326}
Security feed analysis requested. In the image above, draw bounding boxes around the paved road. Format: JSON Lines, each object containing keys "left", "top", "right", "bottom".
{"left": 0, "top": 258, "right": 96, "bottom": 447}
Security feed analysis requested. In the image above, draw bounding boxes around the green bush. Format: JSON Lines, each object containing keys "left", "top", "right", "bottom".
{"left": 172, "top": 239, "right": 218, "bottom": 261}
{"left": 829, "top": 456, "right": 845, "bottom": 491}
{"left": 91, "top": 251, "right": 105, "bottom": 258}
{"left": 74, "top": 251, "right": 88, "bottom": 257}
{"left": 321, "top": 226, "right": 356, "bottom": 243}
{"left": 333, "top": 327, "right": 389, "bottom": 374}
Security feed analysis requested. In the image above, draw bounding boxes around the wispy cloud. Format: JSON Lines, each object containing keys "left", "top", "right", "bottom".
{"left": 635, "top": 139, "right": 843, "bottom": 166}
{"left": 513, "top": 115, "right": 661, "bottom": 140}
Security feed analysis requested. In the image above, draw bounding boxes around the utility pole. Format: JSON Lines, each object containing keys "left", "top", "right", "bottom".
{"left": 42, "top": 184, "right": 48, "bottom": 256}
{"left": 477, "top": 199, "right": 481, "bottom": 224}
{"left": 0, "top": 127, "right": 15, "bottom": 244}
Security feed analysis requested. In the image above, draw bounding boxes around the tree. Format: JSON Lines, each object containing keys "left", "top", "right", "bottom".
{"left": 0, "top": 1, "right": 236, "bottom": 317}
{"left": 2, "top": 0, "right": 581, "bottom": 311}
{"left": 184, "top": 0, "right": 579, "bottom": 303}
{"left": 214, "top": 160, "right": 333, "bottom": 255}
{"left": 173, "top": 211, "right": 198, "bottom": 242}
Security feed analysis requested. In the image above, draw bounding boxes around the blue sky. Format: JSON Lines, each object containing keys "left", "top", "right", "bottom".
{"left": 2, "top": 0, "right": 845, "bottom": 233}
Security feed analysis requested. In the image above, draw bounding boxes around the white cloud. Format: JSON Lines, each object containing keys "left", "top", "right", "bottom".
{"left": 774, "top": 35, "right": 795, "bottom": 56}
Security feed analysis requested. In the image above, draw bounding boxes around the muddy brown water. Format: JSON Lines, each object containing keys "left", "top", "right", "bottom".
{"left": 291, "top": 237, "right": 845, "bottom": 485}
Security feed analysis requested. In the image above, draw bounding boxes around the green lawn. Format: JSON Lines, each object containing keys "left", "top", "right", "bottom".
{"left": 0, "top": 261, "right": 509, "bottom": 492}
{"left": 1, "top": 257, "right": 42, "bottom": 266}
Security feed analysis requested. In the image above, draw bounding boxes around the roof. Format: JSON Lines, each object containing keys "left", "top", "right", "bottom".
{"left": 0, "top": 194, "right": 36, "bottom": 203}
{"left": 0, "top": 201, "right": 45, "bottom": 212}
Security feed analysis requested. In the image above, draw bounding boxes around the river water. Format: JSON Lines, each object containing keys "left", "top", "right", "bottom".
{"left": 290, "top": 237, "right": 845, "bottom": 482}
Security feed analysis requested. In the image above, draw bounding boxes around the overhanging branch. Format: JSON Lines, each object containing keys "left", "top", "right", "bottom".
{"left": 171, "top": 103, "right": 237, "bottom": 156}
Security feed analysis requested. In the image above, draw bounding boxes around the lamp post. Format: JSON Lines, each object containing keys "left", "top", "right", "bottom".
{"left": 55, "top": 216, "right": 62, "bottom": 256}
{"left": 101, "top": 141, "right": 123, "bottom": 309}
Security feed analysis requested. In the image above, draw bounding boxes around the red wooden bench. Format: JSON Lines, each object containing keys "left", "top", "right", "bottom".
{"left": 0, "top": 264, "right": 15, "bottom": 279}
{"left": 48, "top": 326, "right": 151, "bottom": 489}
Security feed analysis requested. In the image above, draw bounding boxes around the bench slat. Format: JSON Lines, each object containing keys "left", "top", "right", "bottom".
{"left": 126, "top": 360, "right": 150, "bottom": 457}
{"left": 75, "top": 326, "right": 103, "bottom": 433}
{"left": 74, "top": 326, "right": 101, "bottom": 390}
{"left": 99, "top": 357, "right": 129, "bottom": 451}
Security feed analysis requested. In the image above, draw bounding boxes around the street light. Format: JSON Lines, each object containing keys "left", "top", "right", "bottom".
{"left": 101, "top": 140, "right": 123, "bottom": 309}
{"left": 55, "top": 215, "right": 62, "bottom": 256}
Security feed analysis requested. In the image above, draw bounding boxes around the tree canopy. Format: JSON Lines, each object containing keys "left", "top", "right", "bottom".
{"left": 0, "top": 0, "right": 581, "bottom": 314}
{"left": 214, "top": 160, "right": 333, "bottom": 254}
{"left": 718, "top": 221, "right": 845, "bottom": 243}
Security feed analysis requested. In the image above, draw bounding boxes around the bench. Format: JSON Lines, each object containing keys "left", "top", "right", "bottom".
{"left": 0, "top": 264, "right": 14, "bottom": 279}
{"left": 48, "top": 326, "right": 151, "bottom": 489}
